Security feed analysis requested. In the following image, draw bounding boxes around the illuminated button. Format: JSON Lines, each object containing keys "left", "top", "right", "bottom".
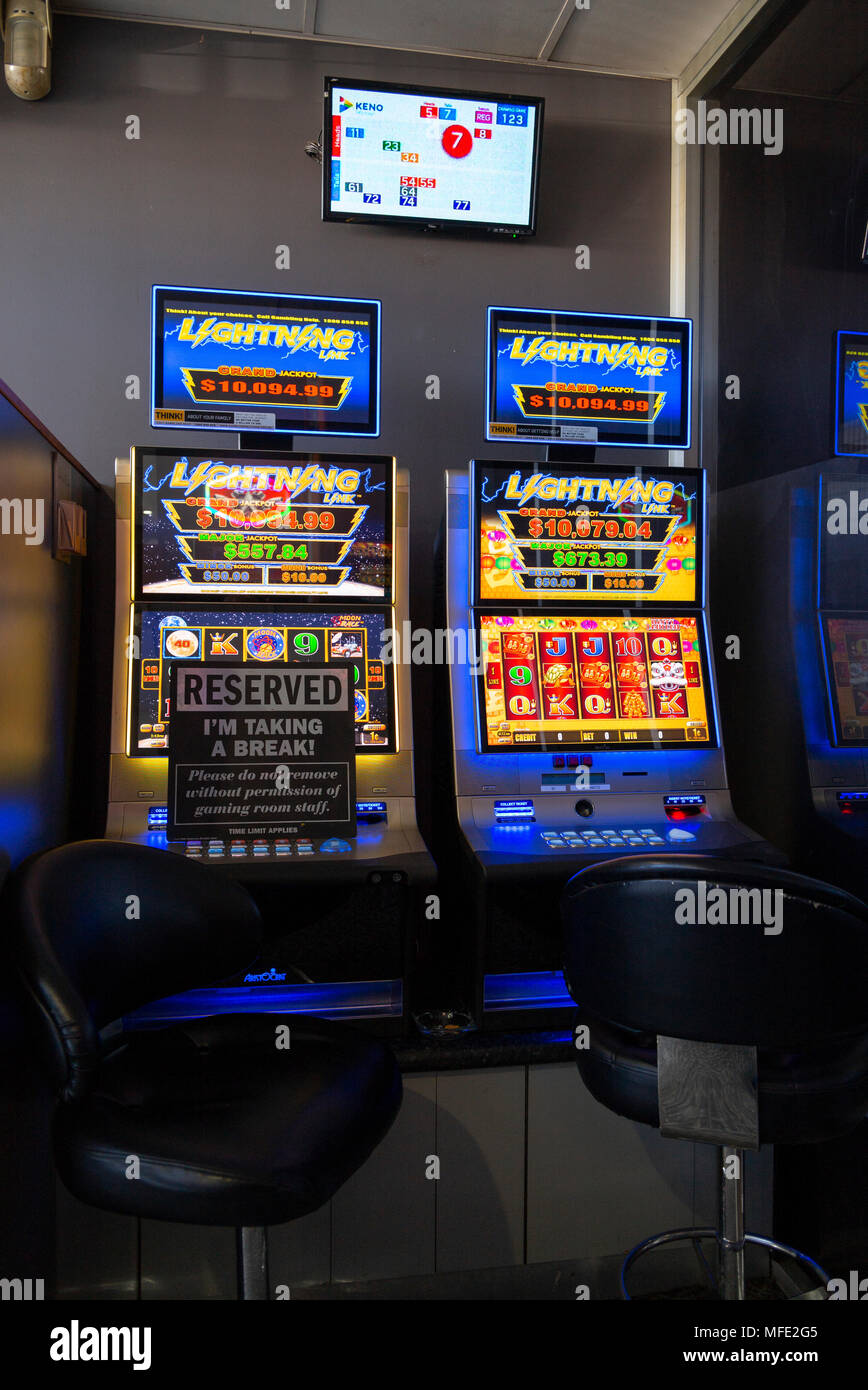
{"left": 297, "top": 845, "right": 315, "bottom": 855}
{"left": 552, "top": 756, "right": 565, "bottom": 769}
{"left": 667, "top": 827, "right": 696, "bottom": 842}
{"left": 186, "top": 839, "right": 202, "bottom": 848}
{"left": 548, "top": 839, "right": 566, "bottom": 847}
{"left": 275, "top": 844, "right": 292, "bottom": 855}
{"left": 566, "top": 755, "right": 579, "bottom": 768}
{"left": 319, "top": 839, "right": 352, "bottom": 853}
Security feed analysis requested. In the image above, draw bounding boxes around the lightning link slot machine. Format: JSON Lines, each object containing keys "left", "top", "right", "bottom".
{"left": 443, "top": 305, "right": 775, "bottom": 1029}
{"left": 106, "top": 286, "right": 434, "bottom": 1035}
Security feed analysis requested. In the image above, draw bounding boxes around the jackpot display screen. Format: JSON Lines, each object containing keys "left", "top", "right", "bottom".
{"left": 129, "top": 608, "right": 395, "bottom": 756}
{"left": 834, "top": 331, "right": 868, "bottom": 457}
{"left": 323, "top": 78, "right": 543, "bottom": 235}
{"left": 477, "top": 612, "right": 714, "bottom": 753}
{"left": 486, "top": 307, "right": 691, "bottom": 448}
{"left": 473, "top": 461, "right": 701, "bottom": 604}
{"left": 134, "top": 449, "right": 393, "bottom": 601}
{"left": 151, "top": 286, "right": 380, "bottom": 436}
{"left": 821, "top": 616, "right": 868, "bottom": 746}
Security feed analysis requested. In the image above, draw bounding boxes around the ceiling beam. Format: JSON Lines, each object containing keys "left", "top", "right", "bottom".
{"left": 54, "top": 8, "right": 676, "bottom": 79}
{"left": 676, "top": 0, "right": 809, "bottom": 97}
{"left": 537, "top": 0, "right": 576, "bottom": 62}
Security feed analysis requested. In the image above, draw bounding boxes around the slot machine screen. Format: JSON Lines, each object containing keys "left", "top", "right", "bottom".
{"left": 486, "top": 306, "right": 692, "bottom": 448}
{"left": 134, "top": 449, "right": 393, "bottom": 602}
{"left": 151, "top": 286, "right": 380, "bottom": 437}
{"left": 820, "top": 615, "right": 868, "bottom": 746}
{"left": 834, "top": 331, "right": 868, "bottom": 457}
{"left": 323, "top": 78, "right": 543, "bottom": 236}
{"left": 473, "top": 461, "right": 702, "bottom": 604}
{"left": 129, "top": 607, "right": 396, "bottom": 756}
{"left": 476, "top": 612, "right": 715, "bottom": 753}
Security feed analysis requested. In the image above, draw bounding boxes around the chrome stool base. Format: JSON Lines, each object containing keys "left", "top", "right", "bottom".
{"left": 620, "top": 1227, "right": 831, "bottom": 1301}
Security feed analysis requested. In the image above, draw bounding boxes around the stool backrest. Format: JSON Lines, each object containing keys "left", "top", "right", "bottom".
{"left": 4, "top": 839, "right": 263, "bottom": 1099}
{"left": 561, "top": 855, "right": 868, "bottom": 1047}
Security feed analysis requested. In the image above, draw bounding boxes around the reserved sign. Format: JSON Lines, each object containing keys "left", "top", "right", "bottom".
{"left": 166, "top": 661, "right": 357, "bottom": 840}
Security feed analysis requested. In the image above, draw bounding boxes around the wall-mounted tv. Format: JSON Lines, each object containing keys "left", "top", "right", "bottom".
{"left": 486, "top": 306, "right": 692, "bottom": 449}
{"left": 323, "top": 77, "right": 543, "bottom": 237}
{"left": 834, "top": 330, "right": 868, "bottom": 458}
{"left": 151, "top": 285, "right": 380, "bottom": 437}
{"left": 133, "top": 447, "right": 394, "bottom": 602}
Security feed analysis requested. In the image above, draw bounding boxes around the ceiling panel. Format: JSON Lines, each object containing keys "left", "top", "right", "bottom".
{"left": 551, "top": 0, "right": 744, "bottom": 77}
{"left": 54, "top": 1, "right": 304, "bottom": 32}
{"left": 735, "top": 0, "right": 868, "bottom": 98}
{"left": 311, "top": 0, "right": 567, "bottom": 60}
{"left": 53, "top": 0, "right": 777, "bottom": 82}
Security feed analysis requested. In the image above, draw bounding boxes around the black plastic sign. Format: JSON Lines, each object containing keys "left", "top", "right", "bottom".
{"left": 166, "top": 661, "right": 356, "bottom": 840}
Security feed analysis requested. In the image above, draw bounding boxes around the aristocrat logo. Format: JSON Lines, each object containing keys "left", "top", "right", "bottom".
{"left": 244, "top": 967, "right": 288, "bottom": 983}
{"left": 50, "top": 1321, "right": 152, "bottom": 1370}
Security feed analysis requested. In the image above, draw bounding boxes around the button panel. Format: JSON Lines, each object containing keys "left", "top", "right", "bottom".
{"left": 182, "top": 836, "right": 355, "bottom": 859}
{"left": 539, "top": 827, "right": 666, "bottom": 849}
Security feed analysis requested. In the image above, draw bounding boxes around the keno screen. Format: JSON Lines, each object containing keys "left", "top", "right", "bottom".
{"left": 324, "top": 79, "right": 542, "bottom": 235}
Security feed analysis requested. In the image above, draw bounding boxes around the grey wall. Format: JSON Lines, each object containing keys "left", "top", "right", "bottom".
{"left": 0, "top": 17, "right": 672, "bottom": 829}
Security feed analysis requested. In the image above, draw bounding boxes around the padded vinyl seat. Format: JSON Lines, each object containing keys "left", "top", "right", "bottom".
{"left": 4, "top": 840, "right": 402, "bottom": 1251}
{"left": 55, "top": 1012, "right": 401, "bottom": 1227}
{"left": 574, "top": 1012, "right": 868, "bottom": 1146}
{"left": 561, "top": 854, "right": 868, "bottom": 1299}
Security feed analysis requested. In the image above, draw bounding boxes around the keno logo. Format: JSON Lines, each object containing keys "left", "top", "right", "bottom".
{"left": 355, "top": 102, "right": 384, "bottom": 112}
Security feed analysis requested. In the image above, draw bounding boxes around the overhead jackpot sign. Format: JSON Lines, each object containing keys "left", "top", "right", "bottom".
{"left": 486, "top": 307, "right": 691, "bottom": 449}
{"left": 134, "top": 449, "right": 393, "bottom": 600}
{"left": 474, "top": 463, "right": 702, "bottom": 604}
{"left": 834, "top": 331, "right": 868, "bottom": 458}
{"left": 152, "top": 286, "right": 380, "bottom": 437}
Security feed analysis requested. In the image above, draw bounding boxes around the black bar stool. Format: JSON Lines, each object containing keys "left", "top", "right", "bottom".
{"left": 3, "top": 839, "right": 403, "bottom": 1299}
{"left": 561, "top": 855, "right": 868, "bottom": 1300}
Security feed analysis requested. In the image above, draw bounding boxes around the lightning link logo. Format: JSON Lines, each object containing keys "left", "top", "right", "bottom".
{"left": 165, "top": 461, "right": 365, "bottom": 499}
{"left": 501, "top": 472, "right": 677, "bottom": 507}
{"left": 177, "top": 316, "right": 359, "bottom": 360}
{"left": 508, "top": 335, "right": 672, "bottom": 373}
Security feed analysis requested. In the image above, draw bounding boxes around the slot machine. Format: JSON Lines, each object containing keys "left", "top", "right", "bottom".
{"left": 714, "top": 333, "right": 868, "bottom": 1271}
{"left": 442, "top": 306, "right": 775, "bottom": 1029}
{"left": 716, "top": 332, "right": 868, "bottom": 896}
{"left": 107, "top": 446, "right": 432, "bottom": 1034}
